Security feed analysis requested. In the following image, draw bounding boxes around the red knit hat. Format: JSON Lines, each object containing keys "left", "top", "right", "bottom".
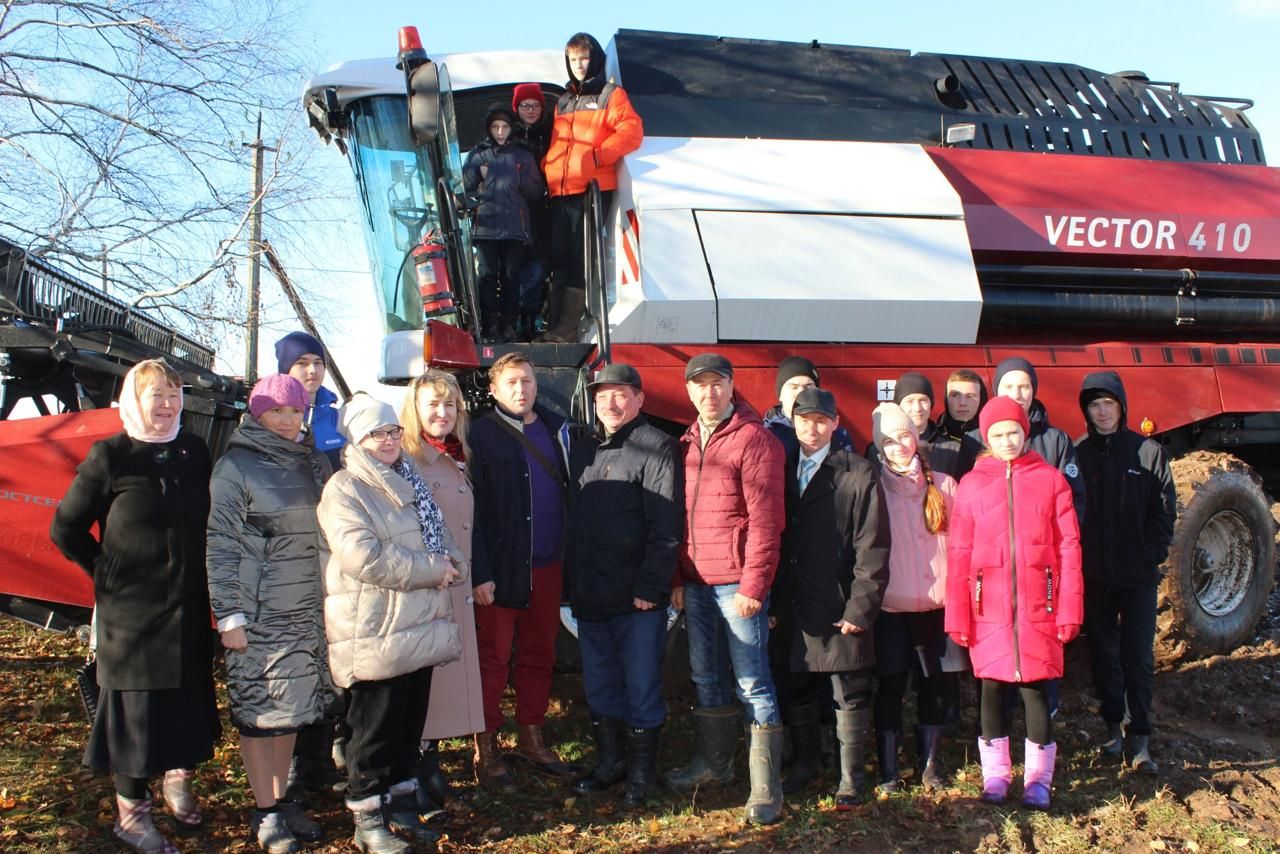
{"left": 512, "top": 83, "right": 544, "bottom": 112}
{"left": 979, "top": 395, "right": 1030, "bottom": 445}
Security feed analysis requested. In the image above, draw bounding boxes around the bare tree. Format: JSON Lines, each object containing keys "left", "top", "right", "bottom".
{"left": 0, "top": 0, "right": 328, "bottom": 345}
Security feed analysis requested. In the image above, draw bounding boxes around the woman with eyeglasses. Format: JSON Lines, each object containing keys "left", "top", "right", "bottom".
{"left": 317, "top": 393, "right": 468, "bottom": 854}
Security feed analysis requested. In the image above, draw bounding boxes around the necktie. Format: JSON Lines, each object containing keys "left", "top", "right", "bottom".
{"left": 798, "top": 457, "right": 817, "bottom": 494}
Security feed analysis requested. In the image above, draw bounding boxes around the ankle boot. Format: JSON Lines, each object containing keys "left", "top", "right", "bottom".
{"left": 875, "top": 730, "right": 901, "bottom": 794}
{"left": 662, "top": 703, "right": 739, "bottom": 791}
{"left": 385, "top": 782, "right": 442, "bottom": 843}
{"left": 834, "top": 708, "right": 870, "bottom": 809}
{"left": 915, "top": 724, "right": 946, "bottom": 791}
{"left": 113, "top": 794, "right": 179, "bottom": 854}
{"left": 539, "top": 287, "right": 585, "bottom": 342}
{"left": 1100, "top": 720, "right": 1124, "bottom": 757}
{"left": 277, "top": 798, "right": 323, "bottom": 842}
{"left": 161, "top": 768, "right": 201, "bottom": 831}
{"left": 978, "top": 736, "right": 1013, "bottom": 804}
{"left": 621, "top": 726, "right": 661, "bottom": 808}
{"left": 781, "top": 701, "right": 822, "bottom": 794}
{"left": 348, "top": 796, "right": 408, "bottom": 854}
{"left": 473, "top": 730, "right": 516, "bottom": 793}
{"left": 744, "top": 722, "right": 785, "bottom": 825}
{"left": 1128, "top": 734, "right": 1159, "bottom": 775}
{"left": 514, "top": 723, "right": 581, "bottom": 779}
{"left": 1021, "top": 740, "right": 1057, "bottom": 810}
{"left": 575, "top": 717, "right": 627, "bottom": 794}
{"left": 252, "top": 808, "right": 301, "bottom": 854}
{"left": 414, "top": 742, "right": 447, "bottom": 817}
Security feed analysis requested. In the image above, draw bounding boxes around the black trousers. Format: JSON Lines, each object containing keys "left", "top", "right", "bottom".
{"left": 786, "top": 669, "right": 873, "bottom": 712}
{"left": 345, "top": 667, "right": 432, "bottom": 801}
{"left": 981, "top": 679, "right": 1051, "bottom": 745}
{"left": 475, "top": 239, "right": 525, "bottom": 326}
{"left": 550, "top": 190, "right": 614, "bottom": 295}
{"left": 1085, "top": 582, "right": 1158, "bottom": 736}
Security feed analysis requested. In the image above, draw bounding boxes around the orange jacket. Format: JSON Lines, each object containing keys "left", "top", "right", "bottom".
{"left": 544, "top": 81, "right": 644, "bottom": 197}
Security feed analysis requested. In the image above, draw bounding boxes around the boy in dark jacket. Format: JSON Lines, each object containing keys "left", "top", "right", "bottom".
{"left": 776, "top": 387, "right": 889, "bottom": 809}
{"left": 462, "top": 104, "right": 545, "bottom": 341}
{"left": 568, "top": 364, "right": 682, "bottom": 806}
{"left": 1075, "top": 371, "right": 1176, "bottom": 775}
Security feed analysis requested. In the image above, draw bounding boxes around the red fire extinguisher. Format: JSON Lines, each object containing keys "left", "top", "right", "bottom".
{"left": 413, "top": 232, "right": 459, "bottom": 326}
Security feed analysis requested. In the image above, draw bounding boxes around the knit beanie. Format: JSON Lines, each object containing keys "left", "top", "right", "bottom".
{"left": 249, "top": 374, "right": 308, "bottom": 419}
{"left": 338, "top": 392, "right": 400, "bottom": 444}
{"left": 872, "top": 402, "right": 918, "bottom": 450}
{"left": 274, "top": 331, "right": 325, "bottom": 375}
{"left": 993, "top": 357, "right": 1038, "bottom": 396}
{"left": 485, "top": 102, "right": 517, "bottom": 132}
{"left": 893, "top": 371, "right": 934, "bottom": 406}
{"left": 979, "top": 396, "right": 1031, "bottom": 445}
{"left": 512, "top": 82, "right": 544, "bottom": 112}
{"left": 775, "top": 356, "right": 820, "bottom": 397}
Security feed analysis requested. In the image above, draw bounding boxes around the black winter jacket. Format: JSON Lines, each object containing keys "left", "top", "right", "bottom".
{"left": 1075, "top": 372, "right": 1177, "bottom": 590}
{"left": 775, "top": 447, "right": 890, "bottom": 673}
{"left": 462, "top": 137, "right": 545, "bottom": 243}
{"left": 469, "top": 403, "right": 572, "bottom": 609}
{"left": 567, "top": 417, "right": 682, "bottom": 620}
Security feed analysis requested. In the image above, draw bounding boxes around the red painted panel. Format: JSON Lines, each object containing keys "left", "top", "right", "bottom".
{"left": 929, "top": 148, "right": 1280, "bottom": 273}
{"left": 1216, "top": 365, "right": 1280, "bottom": 415}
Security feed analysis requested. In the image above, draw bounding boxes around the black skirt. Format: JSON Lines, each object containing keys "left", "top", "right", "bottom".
{"left": 84, "top": 673, "right": 221, "bottom": 779}
{"left": 873, "top": 609, "right": 947, "bottom": 677}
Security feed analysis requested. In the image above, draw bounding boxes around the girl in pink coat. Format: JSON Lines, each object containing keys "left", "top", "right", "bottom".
{"left": 869, "top": 403, "right": 957, "bottom": 794}
{"left": 945, "top": 396, "right": 1083, "bottom": 809}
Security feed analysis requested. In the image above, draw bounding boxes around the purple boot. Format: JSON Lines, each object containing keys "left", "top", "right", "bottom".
{"left": 978, "top": 737, "right": 1012, "bottom": 804}
{"left": 1021, "top": 740, "right": 1057, "bottom": 810}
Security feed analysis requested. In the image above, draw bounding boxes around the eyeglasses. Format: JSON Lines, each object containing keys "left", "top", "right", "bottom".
{"left": 517, "top": 101, "right": 542, "bottom": 110}
{"left": 368, "top": 427, "right": 404, "bottom": 443}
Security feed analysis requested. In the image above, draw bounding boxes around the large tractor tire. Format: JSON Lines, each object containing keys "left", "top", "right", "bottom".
{"left": 1158, "top": 451, "right": 1277, "bottom": 663}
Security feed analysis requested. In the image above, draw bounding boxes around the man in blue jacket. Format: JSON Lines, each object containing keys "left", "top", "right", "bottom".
{"left": 276, "top": 331, "right": 345, "bottom": 470}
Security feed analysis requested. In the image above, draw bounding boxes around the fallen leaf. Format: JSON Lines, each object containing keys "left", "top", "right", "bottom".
{"left": 648, "top": 819, "right": 660, "bottom": 833}
{"left": 1149, "top": 842, "right": 1166, "bottom": 851}
{"left": 1230, "top": 839, "right": 1249, "bottom": 848}
{"left": 1185, "top": 842, "right": 1200, "bottom": 853}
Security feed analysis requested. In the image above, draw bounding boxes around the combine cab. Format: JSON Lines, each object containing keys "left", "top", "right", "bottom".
{"left": 305, "top": 29, "right": 1280, "bottom": 660}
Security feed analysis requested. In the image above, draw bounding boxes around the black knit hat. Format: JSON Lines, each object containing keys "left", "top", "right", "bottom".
{"left": 775, "top": 356, "right": 820, "bottom": 397}
{"left": 993, "top": 357, "right": 1038, "bottom": 396}
{"left": 893, "top": 372, "right": 934, "bottom": 406}
{"left": 484, "top": 102, "right": 518, "bottom": 133}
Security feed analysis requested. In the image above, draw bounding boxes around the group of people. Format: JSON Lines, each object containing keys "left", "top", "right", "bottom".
{"left": 462, "top": 32, "right": 643, "bottom": 343}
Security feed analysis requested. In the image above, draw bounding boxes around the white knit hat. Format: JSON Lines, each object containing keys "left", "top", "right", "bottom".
{"left": 871, "top": 402, "right": 918, "bottom": 450}
{"left": 338, "top": 392, "right": 400, "bottom": 444}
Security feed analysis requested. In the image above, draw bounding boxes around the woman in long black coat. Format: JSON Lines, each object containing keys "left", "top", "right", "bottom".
{"left": 50, "top": 359, "right": 221, "bottom": 854}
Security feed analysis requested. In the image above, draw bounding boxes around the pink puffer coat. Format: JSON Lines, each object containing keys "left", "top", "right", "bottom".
{"left": 879, "top": 458, "right": 955, "bottom": 613}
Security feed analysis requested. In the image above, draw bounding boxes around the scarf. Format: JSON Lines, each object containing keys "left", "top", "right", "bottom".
{"left": 119, "top": 366, "right": 182, "bottom": 444}
{"left": 423, "top": 433, "right": 466, "bottom": 465}
{"left": 392, "top": 457, "right": 447, "bottom": 555}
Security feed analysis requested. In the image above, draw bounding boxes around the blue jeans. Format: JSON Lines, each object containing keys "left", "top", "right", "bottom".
{"left": 578, "top": 609, "right": 667, "bottom": 729}
{"left": 683, "top": 583, "right": 780, "bottom": 726}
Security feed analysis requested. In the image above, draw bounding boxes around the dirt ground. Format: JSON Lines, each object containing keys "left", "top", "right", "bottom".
{"left": 1, "top": 589, "right": 1277, "bottom": 852}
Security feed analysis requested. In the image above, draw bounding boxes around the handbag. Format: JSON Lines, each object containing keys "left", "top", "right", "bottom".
{"left": 76, "top": 653, "right": 100, "bottom": 724}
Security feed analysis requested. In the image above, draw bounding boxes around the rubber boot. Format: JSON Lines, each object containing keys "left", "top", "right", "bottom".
{"left": 1020, "top": 740, "right": 1057, "bottom": 810}
{"left": 978, "top": 736, "right": 1013, "bottom": 804}
{"left": 414, "top": 742, "right": 447, "bottom": 818}
{"left": 539, "top": 287, "right": 585, "bottom": 342}
{"left": 575, "top": 717, "right": 627, "bottom": 794}
{"left": 385, "top": 781, "right": 442, "bottom": 844}
{"left": 820, "top": 717, "right": 837, "bottom": 771}
{"left": 161, "top": 768, "right": 201, "bottom": 831}
{"left": 662, "top": 704, "right": 739, "bottom": 791}
{"left": 348, "top": 796, "right": 409, "bottom": 854}
{"left": 744, "top": 722, "right": 786, "bottom": 825}
{"left": 834, "top": 708, "right": 870, "bottom": 810}
{"left": 277, "top": 798, "right": 324, "bottom": 843}
{"left": 473, "top": 730, "right": 516, "bottom": 793}
{"left": 781, "top": 702, "right": 823, "bottom": 794}
{"left": 915, "top": 724, "right": 947, "bottom": 791}
{"left": 514, "top": 723, "right": 581, "bottom": 779}
{"left": 1129, "top": 735, "right": 1159, "bottom": 775}
{"left": 621, "top": 726, "right": 662, "bottom": 808}
{"left": 252, "top": 808, "right": 301, "bottom": 854}
{"left": 1099, "top": 720, "right": 1123, "bottom": 757}
{"left": 113, "top": 794, "right": 179, "bottom": 854}
{"left": 875, "top": 730, "right": 901, "bottom": 794}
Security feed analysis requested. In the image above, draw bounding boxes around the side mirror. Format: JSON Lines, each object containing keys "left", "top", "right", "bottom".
{"left": 397, "top": 26, "right": 440, "bottom": 145}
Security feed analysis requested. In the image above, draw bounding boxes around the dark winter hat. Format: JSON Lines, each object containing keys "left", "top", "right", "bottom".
{"left": 775, "top": 356, "right": 820, "bottom": 397}
{"left": 993, "top": 357, "right": 1038, "bottom": 397}
{"left": 274, "top": 331, "right": 325, "bottom": 374}
{"left": 792, "top": 387, "right": 837, "bottom": 420}
{"left": 485, "top": 102, "right": 517, "bottom": 131}
{"left": 1079, "top": 370, "right": 1128, "bottom": 421}
{"left": 588, "top": 363, "right": 642, "bottom": 391}
{"left": 512, "top": 83, "right": 544, "bottom": 111}
{"left": 249, "top": 373, "right": 308, "bottom": 420}
{"left": 893, "top": 371, "right": 935, "bottom": 406}
{"left": 979, "top": 396, "right": 1031, "bottom": 445}
{"left": 685, "top": 353, "right": 733, "bottom": 381}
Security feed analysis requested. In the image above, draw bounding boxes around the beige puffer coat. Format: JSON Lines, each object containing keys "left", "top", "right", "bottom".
{"left": 318, "top": 445, "right": 467, "bottom": 688}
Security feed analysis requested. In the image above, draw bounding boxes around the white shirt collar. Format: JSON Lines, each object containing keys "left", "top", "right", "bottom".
{"left": 798, "top": 443, "right": 831, "bottom": 476}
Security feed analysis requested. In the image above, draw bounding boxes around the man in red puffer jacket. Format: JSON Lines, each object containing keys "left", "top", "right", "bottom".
{"left": 664, "top": 353, "right": 787, "bottom": 826}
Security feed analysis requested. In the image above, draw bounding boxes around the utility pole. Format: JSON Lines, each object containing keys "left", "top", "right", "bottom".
{"left": 242, "top": 111, "right": 276, "bottom": 384}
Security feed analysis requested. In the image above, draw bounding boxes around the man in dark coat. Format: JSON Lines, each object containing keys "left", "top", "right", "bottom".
{"left": 776, "top": 387, "right": 889, "bottom": 808}
{"left": 1075, "top": 371, "right": 1176, "bottom": 775}
{"left": 567, "top": 364, "right": 682, "bottom": 806}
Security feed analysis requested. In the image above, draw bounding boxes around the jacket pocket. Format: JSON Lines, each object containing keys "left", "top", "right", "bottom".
{"left": 1022, "top": 545, "right": 1058, "bottom": 616}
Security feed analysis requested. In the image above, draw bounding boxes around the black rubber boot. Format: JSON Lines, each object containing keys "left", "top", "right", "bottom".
{"left": 574, "top": 717, "right": 628, "bottom": 794}
{"left": 876, "top": 729, "right": 901, "bottom": 794}
{"left": 350, "top": 801, "right": 409, "bottom": 854}
{"left": 662, "top": 704, "right": 739, "bottom": 791}
{"left": 1100, "top": 720, "right": 1123, "bottom": 757}
{"left": 744, "top": 723, "right": 785, "bottom": 825}
{"left": 621, "top": 726, "right": 661, "bottom": 808}
{"left": 781, "top": 702, "right": 823, "bottom": 794}
{"left": 834, "top": 708, "right": 870, "bottom": 809}
{"left": 385, "top": 790, "right": 441, "bottom": 844}
{"left": 538, "top": 287, "right": 585, "bottom": 343}
{"left": 414, "top": 743, "right": 447, "bottom": 820}
{"left": 915, "top": 724, "right": 946, "bottom": 791}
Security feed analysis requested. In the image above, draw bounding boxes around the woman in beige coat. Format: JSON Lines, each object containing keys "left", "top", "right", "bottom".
{"left": 318, "top": 393, "right": 467, "bottom": 854}
{"left": 400, "top": 370, "right": 485, "bottom": 813}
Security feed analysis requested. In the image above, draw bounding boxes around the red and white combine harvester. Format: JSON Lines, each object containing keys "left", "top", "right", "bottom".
{"left": 305, "top": 28, "right": 1272, "bottom": 661}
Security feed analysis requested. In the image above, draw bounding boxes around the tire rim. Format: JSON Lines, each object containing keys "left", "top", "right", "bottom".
{"left": 1191, "top": 509, "right": 1255, "bottom": 617}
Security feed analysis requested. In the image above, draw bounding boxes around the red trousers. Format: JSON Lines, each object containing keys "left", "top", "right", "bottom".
{"left": 474, "top": 560, "right": 562, "bottom": 731}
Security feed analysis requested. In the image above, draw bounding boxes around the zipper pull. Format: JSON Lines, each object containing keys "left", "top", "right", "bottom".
{"left": 974, "top": 569, "right": 984, "bottom": 616}
{"left": 1045, "top": 567, "right": 1054, "bottom": 614}
{"left": 1006, "top": 462, "right": 1013, "bottom": 480}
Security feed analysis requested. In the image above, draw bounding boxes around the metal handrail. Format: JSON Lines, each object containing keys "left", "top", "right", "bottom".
{"left": 583, "top": 180, "right": 611, "bottom": 369}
